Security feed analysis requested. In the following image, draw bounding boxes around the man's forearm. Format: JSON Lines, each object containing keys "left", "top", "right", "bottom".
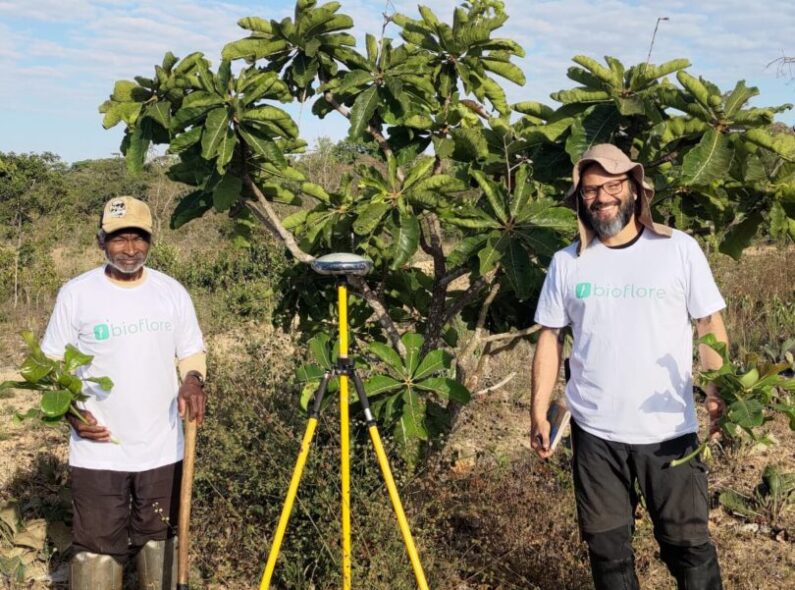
{"left": 695, "top": 312, "right": 729, "bottom": 371}
{"left": 531, "top": 327, "right": 563, "bottom": 422}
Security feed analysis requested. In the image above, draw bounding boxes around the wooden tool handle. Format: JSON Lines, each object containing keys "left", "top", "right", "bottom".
{"left": 177, "top": 418, "right": 198, "bottom": 590}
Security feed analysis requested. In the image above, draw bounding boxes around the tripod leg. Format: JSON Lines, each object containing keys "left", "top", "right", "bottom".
{"left": 259, "top": 372, "right": 331, "bottom": 590}
{"left": 350, "top": 371, "right": 430, "bottom": 590}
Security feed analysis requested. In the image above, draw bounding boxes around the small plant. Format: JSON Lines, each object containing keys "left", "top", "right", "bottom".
{"left": 719, "top": 464, "right": 795, "bottom": 528}
{"left": 672, "top": 333, "right": 795, "bottom": 466}
{"left": 0, "top": 331, "right": 114, "bottom": 433}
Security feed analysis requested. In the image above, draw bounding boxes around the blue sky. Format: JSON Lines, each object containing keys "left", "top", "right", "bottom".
{"left": 1, "top": 0, "right": 793, "bottom": 163}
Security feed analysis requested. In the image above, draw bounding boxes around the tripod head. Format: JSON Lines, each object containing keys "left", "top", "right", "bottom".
{"left": 310, "top": 253, "right": 373, "bottom": 277}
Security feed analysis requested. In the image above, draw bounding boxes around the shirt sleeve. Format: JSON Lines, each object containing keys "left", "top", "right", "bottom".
{"left": 175, "top": 285, "right": 205, "bottom": 360}
{"left": 534, "top": 253, "right": 570, "bottom": 328}
{"left": 684, "top": 237, "right": 726, "bottom": 320}
{"left": 41, "top": 288, "right": 77, "bottom": 359}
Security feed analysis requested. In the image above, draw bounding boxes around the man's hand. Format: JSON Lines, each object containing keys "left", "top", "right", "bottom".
{"left": 178, "top": 371, "right": 206, "bottom": 426}
{"left": 704, "top": 383, "right": 725, "bottom": 441}
{"left": 531, "top": 417, "right": 553, "bottom": 460}
{"left": 67, "top": 409, "right": 113, "bottom": 442}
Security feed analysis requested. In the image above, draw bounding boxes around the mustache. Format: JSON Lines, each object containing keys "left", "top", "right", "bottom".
{"left": 589, "top": 198, "right": 621, "bottom": 212}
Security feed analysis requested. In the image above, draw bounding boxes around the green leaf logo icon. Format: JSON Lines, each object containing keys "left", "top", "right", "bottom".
{"left": 575, "top": 282, "right": 592, "bottom": 299}
{"left": 94, "top": 324, "right": 110, "bottom": 341}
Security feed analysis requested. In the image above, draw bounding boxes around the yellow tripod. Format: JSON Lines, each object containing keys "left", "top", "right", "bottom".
{"left": 259, "top": 253, "right": 430, "bottom": 590}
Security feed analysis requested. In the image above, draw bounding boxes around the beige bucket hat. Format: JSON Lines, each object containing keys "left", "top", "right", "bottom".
{"left": 100, "top": 196, "right": 153, "bottom": 235}
{"left": 566, "top": 144, "right": 671, "bottom": 254}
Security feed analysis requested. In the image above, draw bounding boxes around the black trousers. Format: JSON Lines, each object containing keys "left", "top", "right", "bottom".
{"left": 71, "top": 461, "right": 182, "bottom": 558}
{"left": 571, "top": 420, "right": 721, "bottom": 587}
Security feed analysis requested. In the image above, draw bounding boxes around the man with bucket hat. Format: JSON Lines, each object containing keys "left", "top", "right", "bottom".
{"left": 531, "top": 145, "right": 728, "bottom": 589}
{"left": 41, "top": 196, "right": 206, "bottom": 589}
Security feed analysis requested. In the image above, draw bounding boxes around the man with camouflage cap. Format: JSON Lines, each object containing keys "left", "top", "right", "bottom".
{"left": 41, "top": 196, "right": 206, "bottom": 590}
{"left": 531, "top": 145, "right": 727, "bottom": 589}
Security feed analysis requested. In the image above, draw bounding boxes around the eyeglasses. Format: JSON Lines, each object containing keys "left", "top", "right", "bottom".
{"left": 580, "top": 177, "right": 628, "bottom": 200}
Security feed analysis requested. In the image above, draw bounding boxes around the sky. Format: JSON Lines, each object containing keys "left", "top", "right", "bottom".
{"left": 0, "top": 0, "right": 793, "bottom": 163}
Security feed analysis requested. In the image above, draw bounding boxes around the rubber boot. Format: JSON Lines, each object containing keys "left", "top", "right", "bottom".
{"left": 590, "top": 557, "right": 641, "bottom": 590}
{"left": 136, "top": 538, "right": 177, "bottom": 590}
{"left": 70, "top": 552, "right": 123, "bottom": 590}
{"left": 674, "top": 555, "right": 723, "bottom": 590}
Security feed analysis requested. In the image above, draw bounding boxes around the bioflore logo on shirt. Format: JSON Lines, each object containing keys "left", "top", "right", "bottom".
{"left": 575, "top": 282, "right": 666, "bottom": 300}
{"left": 93, "top": 319, "right": 173, "bottom": 341}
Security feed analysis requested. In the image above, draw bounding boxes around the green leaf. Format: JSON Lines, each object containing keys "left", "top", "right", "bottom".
{"left": 200, "top": 107, "right": 230, "bottom": 159}
{"left": 503, "top": 238, "right": 532, "bottom": 300}
{"left": 171, "top": 190, "right": 212, "bottom": 229}
{"left": 295, "top": 364, "right": 325, "bottom": 383}
{"left": 415, "top": 377, "right": 471, "bottom": 403}
{"left": 308, "top": 333, "right": 333, "bottom": 369}
{"left": 390, "top": 212, "right": 420, "bottom": 269}
{"left": 724, "top": 80, "right": 759, "bottom": 118}
{"left": 403, "top": 156, "right": 435, "bottom": 190}
{"left": 681, "top": 129, "right": 734, "bottom": 186}
{"left": 363, "top": 374, "right": 403, "bottom": 398}
{"left": 214, "top": 127, "right": 237, "bottom": 173}
{"left": 167, "top": 127, "right": 202, "bottom": 154}
{"left": 40, "top": 390, "right": 73, "bottom": 418}
{"left": 20, "top": 355, "right": 55, "bottom": 383}
{"left": 719, "top": 211, "right": 763, "bottom": 260}
{"left": 478, "top": 233, "right": 508, "bottom": 274}
{"left": 401, "top": 332, "right": 424, "bottom": 375}
{"left": 212, "top": 174, "right": 242, "bottom": 211}
{"left": 123, "top": 126, "right": 149, "bottom": 174}
{"left": 565, "top": 104, "right": 620, "bottom": 163}
{"left": 353, "top": 202, "right": 390, "bottom": 235}
{"left": 348, "top": 86, "right": 379, "bottom": 140}
{"left": 471, "top": 169, "right": 507, "bottom": 223}
{"left": 142, "top": 101, "right": 171, "bottom": 130}
{"left": 744, "top": 129, "right": 795, "bottom": 162}
{"left": 239, "top": 125, "right": 286, "bottom": 167}
{"left": 398, "top": 389, "right": 428, "bottom": 441}
{"left": 413, "top": 349, "right": 452, "bottom": 381}
{"left": 676, "top": 71, "right": 713, "bottom": 107}
{"left": 241, "top": 105, "right": 298, "bottom": 138}
{"left": 368, "top": 341, "right": 405, "bottom": 376}
{"left": 64, "top": 345, "right": 92, "bottom": 372}
{"left": 86, "top": 376, "right": 113, "bottom": 392}
{"left": 182, "top": 91, "right": 225, "bottom": 109}
{"left": 301, "top": 182, "right": 331, "bottom": 202}
{"left": 727, "top": 397, "right": 765, "bottom": 430}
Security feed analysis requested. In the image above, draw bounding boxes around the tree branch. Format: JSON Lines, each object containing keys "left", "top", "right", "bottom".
{"left": 241, "top": 175, "right": 315, "bottom": 264}
{"left": 348, "top": 275, "right": 407, "bottom": 357}
{"left": 474, "top": 371, "right": 517, "bottom": 396}
{"left": 647, "top": 150, "right": 679, "bottom": 168}
{"left": 323, "top": 90, "right": 400, "bottom": 179}
{"left": 481, "top": 324, "right": 542, "bottom": 344}
{"left": 443, "top": 275, "right": 487, "bottom": 326}
{"left": 440, "top": 266, "right": 469, "bottom": 288}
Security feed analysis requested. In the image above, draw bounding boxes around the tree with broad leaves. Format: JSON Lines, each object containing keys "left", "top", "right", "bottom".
{"left": 99, "top": 0, "right": 794, "bottom": 465}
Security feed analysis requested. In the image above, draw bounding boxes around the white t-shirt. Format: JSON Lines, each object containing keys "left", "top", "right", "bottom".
{"left": 41, "top": 267, "right": 205, "bottom": 471}
{"left": 534, "top": 228, "right": 725, "bottom": 444}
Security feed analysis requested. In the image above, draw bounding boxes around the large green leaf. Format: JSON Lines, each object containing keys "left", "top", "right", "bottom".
{"left": 401, "top": 333, "right": 424, "bottom": 376}
{"left": 40, "top": 390, "right": 73, "bottom": 418}
{"left": 390, "top": 212, "right": 420, "bottom": 269}
{"left": 502, "top": 238, "right": 532, "bottom": 300}
{"left": 397, "top": 389, "right": 428, "bottom": 441}
{"left": 200, "top": 107, "right": 230, "bottom": 159}
{"left": 239, "top": 125, "right": 286, "bottom": 167}
{"left": 727, "top": 398, "right": 765, "bottom": 431}
{"left": 363, "top": 374, "right": 403, "bottom": 398}
{"left": 368, "top": 341, "right": 405, "bottom": 377}
{"left": 63, "top": 345, "right": 93, "bottom": 372}
{"left": 565, "top": 104, "right": 620, "bottom": 163}
{"left": 348, "top": 85, "right": 379, "bottom": 140}
{"left": 20, "top": 355, "right": 54, "bottom": 384}
{"left": 214, "top": 127, "right": 237, "bottom": 173}
{"left": 478, "top": 233, "right": 508, "bottom": 274}
{"left": 241, "top": 106, "right": 298, "bottom": 138}
{"left": 719, "top": 211, "right": 763, "bottom": 260}
{"left": 724, "top": 80, "right": 759, "bottom": 118}
{"left": 413, "top": 349, "right": 452, "bottom": 381}
{"left": 681, "top": 129, "right": 734, "bottom": 186}
{"left": 353, "top": 202, "right": 390, "bottom": 235}
{"left": 415, "top": 377, "right": 471, "bottom": 403}
{"left": 212, "top": 174, "right": 242, "bottom": 211}
{"left": 308, "top": 333, "right": 333, "bottom": 369}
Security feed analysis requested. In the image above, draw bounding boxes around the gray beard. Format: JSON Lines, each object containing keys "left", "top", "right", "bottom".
{"left": 105, "top": 253, "right": 147, "bottom": 275}
{"left": 585, "top": 197, "right": 635, "bottom": 239}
